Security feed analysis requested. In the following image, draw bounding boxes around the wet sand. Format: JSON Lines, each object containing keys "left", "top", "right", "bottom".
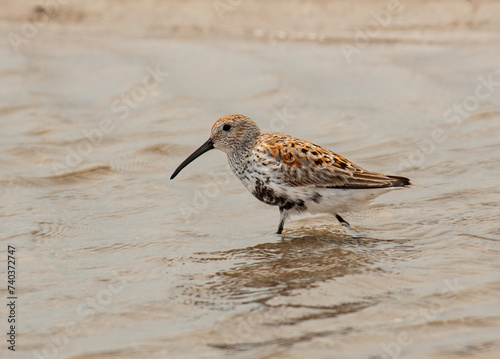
{"left": 1, "top": 1, "right": 500, "bottom": 358}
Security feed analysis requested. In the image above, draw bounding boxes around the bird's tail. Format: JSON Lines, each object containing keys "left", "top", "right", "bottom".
{"left": 387, "top": 175, "right": 411, "bottom": 187}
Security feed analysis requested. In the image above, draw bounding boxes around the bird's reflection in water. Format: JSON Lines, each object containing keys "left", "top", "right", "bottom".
{"left": 176, "top": 227, "right": 395, "bottom": 351}
{"left": 167, "top": 226, "right": 412, "bottom": 352}
{"left": 182, "top": 225, "right": 389, "bottom": 307}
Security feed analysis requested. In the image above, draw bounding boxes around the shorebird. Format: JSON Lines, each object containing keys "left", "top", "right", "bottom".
{"left": 171, "top": 114, "right": 411, "bottom": 234}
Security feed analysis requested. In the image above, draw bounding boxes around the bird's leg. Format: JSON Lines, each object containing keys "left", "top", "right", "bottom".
{"left": 277, "top": 207, "right": 289, "bottom": 234}
{"left": 335, "top": 214, "right": 351, "bottom": 228}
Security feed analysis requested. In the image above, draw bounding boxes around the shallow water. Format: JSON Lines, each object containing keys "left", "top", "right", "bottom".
{"left": 1, "top": 26, "right": 500, "bottom": 359}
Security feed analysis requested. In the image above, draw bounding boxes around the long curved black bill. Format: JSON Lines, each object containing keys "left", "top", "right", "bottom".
{"left": 170, "top": 138, "right": 214, "bottom": 180}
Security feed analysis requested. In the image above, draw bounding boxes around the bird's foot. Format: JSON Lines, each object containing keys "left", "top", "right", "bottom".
{"left": 335, "top": 214, "right": 357, "bottom": 232}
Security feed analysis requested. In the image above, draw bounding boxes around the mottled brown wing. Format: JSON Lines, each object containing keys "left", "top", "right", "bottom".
{"left": 257, "top": 133, "right": 410, "bottom": 189}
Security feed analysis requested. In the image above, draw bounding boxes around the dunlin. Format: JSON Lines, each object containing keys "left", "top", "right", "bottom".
{"left": 171, "top": 114, "right": 411, "bottom": 234}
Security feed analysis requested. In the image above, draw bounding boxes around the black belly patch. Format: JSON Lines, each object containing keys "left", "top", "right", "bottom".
{"left": 253, "top": 179, "right": 306, "bottom": 211}
{"left": 309, "top": 192, "right": 322, "bottom": 203}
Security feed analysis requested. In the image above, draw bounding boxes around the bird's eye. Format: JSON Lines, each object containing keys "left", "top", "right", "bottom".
{"left": 223, "top": 124, "right": 231, "bottom": 131}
